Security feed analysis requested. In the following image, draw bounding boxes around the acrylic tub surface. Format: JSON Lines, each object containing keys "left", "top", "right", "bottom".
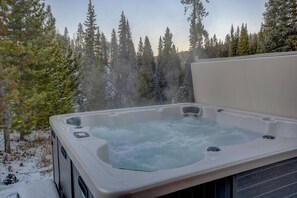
{"left": 49, "top": 103, "right": 297, "bottom": 198}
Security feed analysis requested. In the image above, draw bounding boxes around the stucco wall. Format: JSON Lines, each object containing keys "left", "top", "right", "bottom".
{"left": 191, "top": 52, "right": 297, "bottom": 119}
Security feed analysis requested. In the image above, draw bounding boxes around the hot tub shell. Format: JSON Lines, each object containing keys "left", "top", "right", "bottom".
{"left": 50, "top": 103, "right": 297, "bottom": 198}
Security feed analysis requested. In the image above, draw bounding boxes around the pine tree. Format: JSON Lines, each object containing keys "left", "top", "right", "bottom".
{"left": 234, "top": 26, "right": 240, "bottom": 56}
{"left": 100, "top": 33, "right": 108, "bottom": 66}
{"left": 118, "top": 12, "right": 128, "bottom": 61}
{"left": 203, "top": 35, "right": 211, "bottom": 57}
{"left": 126, "top": 20, "right": 138, "bottom": 106}
{"left": 257, "top": 24, "right": 266, "bottom": 53}
{"left": 75, "top": 23, "right": 84, "bottom": 56}
{"left": 263, "top": 0, "right": 295, "bottom": 52}
{"left": 222, "top": 34, "right": 230, "bottom": 57}
{"left": 155, "top": 36, "right": 165, "bottom": 102}
{"left": 63, "top": 27, "right": 70, "bottom": 49}
{"left": 181, "top": 0, "right": 209, "bottom": 58}
{"left": 157, "top": 28, "right": 173, "bottom": 102}
{"left": 238, "top": 23, "right": 250, "bottom": 55}
{"left": 163, "top": 27, "right": 173, "bottom": 57}
{"left": 46, "top": 38, "right": 80, "bottom": 117}
{"left": 80, "top": 0, "right": 106, "bottom": 111}
{"left": 94, "top": 27, "right": 102, "bottom": 67}
{"left": 288, "top": 0, "right": 297, "bottom": 50}
{"left": 0, "top": 0, "right": 11, "bottom": 152}
{"left": 115, "top": 12, "right": 128, "bottom": 107}
{"left": 138, "top": 36, "right": 156, "bottom": 105}
{"left": 157, "top": 27, "right": 182, "bottom": 102}
{"left": 249, "top": 33, "right": 258, "bottom": 55}
{"left": 57, "top": 27, "right": 72, "bottom": 59}
{"left": 126, "top": 20, "right": 136, "bottom": 67}
{"left": 142, "top": 36, "right": 156, "bottom": 90}
{"left": 137, "top": 37, "right": 144, "bottom": 70}
{"left": 115, "top": 12, "right": 137, "bottom": 107}
{"left": 0, "top": 0, "right": 51, "bottom": 138}
{"left": 84, "top": 0, "right": 96, "bottom": 56}
{"left": 263, "top": 0, "right": 277, "bottom": 52}
{"left": 212, "top": 34, "right": 219, "bottom": 57}
{"left": 157, "top": 36, "right": 163, "bottom": 60}
{"left": 73, "top": 25, "right": 84, "bottom": 111}
{"left": 213, "top": 38, "right": 217, "bottom": 57}
{"left": 0, "top": 0, "right": 79, "bottom": 140}
{"left": 105, "top": 29, "right": 118, "bottom": 108}
{"left": 204, "top": 35, "right": 213, "bottom": 58}
{"left": 169, "top": 44, "right": 182, "bottom": 101}
{"left": 110, "top": 29, "right": 118, "bottom": 68}
{"left": 229, "top": 25, "right": 236, "bottom": 56}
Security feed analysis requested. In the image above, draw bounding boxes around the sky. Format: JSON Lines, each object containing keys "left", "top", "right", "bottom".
{"left": 45, "top": 0, "right": 267, "bottom": 54}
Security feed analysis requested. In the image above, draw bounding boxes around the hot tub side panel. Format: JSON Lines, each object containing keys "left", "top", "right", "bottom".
{"left": 58, "top": 138, "right": 72, "bottom": 198}
{"left": 236, "top": 157, "right": 297, "bottom": 198}
{"left": 52, "top": 130, "right": 95, "bottom": 198}
{"left": 158, "top": 176, "right": 233, "bottom": 198}
{"left": 51, "top": 130, "right": 60, "bottom": 188}
{"left": 72, "top": 162, "right": 95, "bottom": 198}
{"left": 156, "top": 157, "right": 297, "bottom": 198}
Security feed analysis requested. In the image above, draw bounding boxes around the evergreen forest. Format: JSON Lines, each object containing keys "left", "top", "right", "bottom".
{"left": 0, "top": 0, "right": 297, "bottom": 152}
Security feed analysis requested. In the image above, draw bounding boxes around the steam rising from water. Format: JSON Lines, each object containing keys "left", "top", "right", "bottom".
{"left": 91, "top": 117, "right": 261, "bottom": 172}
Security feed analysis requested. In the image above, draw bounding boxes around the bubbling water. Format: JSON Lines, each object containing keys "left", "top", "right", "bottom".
{"left": 91, "top": 117, "right": 261, "bottom": 172}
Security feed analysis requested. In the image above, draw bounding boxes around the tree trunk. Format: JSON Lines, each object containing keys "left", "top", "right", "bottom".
{"left": 20, "top": 131, "right": 25, "bottom": 141}
{"left": 0, "top": 82, "right": 11, "bottom": 153}
{"left": 3, "top": 111, "right": 11, "bottom": 154}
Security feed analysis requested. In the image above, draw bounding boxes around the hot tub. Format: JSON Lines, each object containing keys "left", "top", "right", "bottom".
{"left": 49, "top": 103, "right": 297, "bottom": 198}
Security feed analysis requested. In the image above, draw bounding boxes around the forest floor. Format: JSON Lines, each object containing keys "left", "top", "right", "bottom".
{"left": 0, "top": 131, "right": 52, "bottom": 198}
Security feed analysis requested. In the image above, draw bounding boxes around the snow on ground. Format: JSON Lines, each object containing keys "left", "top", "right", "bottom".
{"left": 0, "top": 131, "right": 53, "bottom": 198}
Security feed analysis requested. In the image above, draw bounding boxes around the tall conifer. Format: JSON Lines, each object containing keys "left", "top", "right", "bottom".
{"left": 118, "top": 12, "right": 128, "bottom": 61}
{"left": 229, "top": 25, "right": 236, "bottom": 56}
{"left": 94, "top": 27, "right": 102, "bottom": 67}
{"left": 0, "top": 0, "right": 79, "bottom": 140}
{"left": 138, "top": 36, "right": 156, "bottom": 104}
{"left": 115, "top": 12, "right": 137, "bottom": 107}
{"left": 105, "top": 29, "right": 118, "bottom": 108}
{"left": 100, "top": 33, "right": 108, "bottom": 66}
{"left": 263, "top": 0, "right": 295, "bottom": 52}
{"left": 238, "top": 23, "right": 250, "bottom": 55}
{"left": 75, "top": 23, "right": 84, "bottom": 56}
{"left": 80, "top": 0, "right": 106, "bottom": 111}
{"left": 157, "top": 27, "right": 182, "bottom": 102}
{"left": 137, "top": 37, "right": 144, "bottom": 69}
{"left": 181, "top": 0, "right": 209, "bottom": 58}
{"left": 257, "top": 24, "right": 266, "bottom": 53}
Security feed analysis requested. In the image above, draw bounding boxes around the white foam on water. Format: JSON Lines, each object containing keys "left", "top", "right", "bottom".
{"left": 91, "top": 117, "right": 261, "bottom": 172}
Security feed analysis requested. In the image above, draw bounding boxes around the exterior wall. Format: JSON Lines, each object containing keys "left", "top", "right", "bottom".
{"left": 191, "top": 52, "right": 297, "bottom": 119}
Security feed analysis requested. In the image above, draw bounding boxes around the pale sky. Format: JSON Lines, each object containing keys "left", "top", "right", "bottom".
{"left": 45, "top": 0, "right": 267, "bottom": 54}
